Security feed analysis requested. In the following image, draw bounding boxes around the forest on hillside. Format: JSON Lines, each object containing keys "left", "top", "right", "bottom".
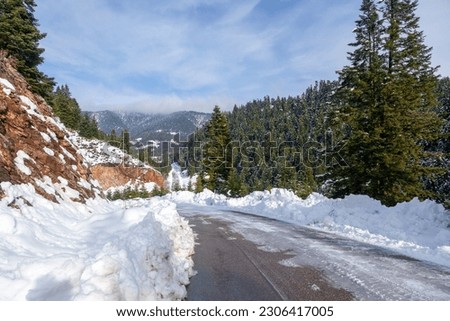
{"left": 188, "top": 0, "right": 449, "bottom": 208}
{"left": 1, "top": 0, "right": 448, "bottom": 207}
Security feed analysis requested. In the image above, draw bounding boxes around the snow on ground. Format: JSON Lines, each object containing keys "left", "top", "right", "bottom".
{"left": 167, "top": 189, "right": 450, "bottom": 268}
{"left": 68, "top": 132, "right": 142, "bottom": 167}
{"left": 166, "top": 163, "right": 196, "bottom": 191}
{"left": 0, "top": 77, "right": 15, "bottom": 95}
{"left": 0, "top": 182, "right": 194, "bottom": 300}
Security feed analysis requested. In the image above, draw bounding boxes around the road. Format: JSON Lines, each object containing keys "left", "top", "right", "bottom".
{"left": 178, "top": 205, "right": 450, "bottom": 301}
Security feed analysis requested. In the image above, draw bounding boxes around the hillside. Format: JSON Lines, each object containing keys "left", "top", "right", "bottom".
{"left": 88, "top": 110, "right": 211, "bottom": 142}
{"left": 0, "top": 51, "right": 98, "bottom": 202}
{"left": 0, "top": 52, "right": 194, "bottom": 300}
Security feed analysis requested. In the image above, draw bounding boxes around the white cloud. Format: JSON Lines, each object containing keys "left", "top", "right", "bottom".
{"left": 35, "top": 0, "right": 450, "bottom": 114}
{"left": 218, "top": 0, "right": 261, "bottom": 25}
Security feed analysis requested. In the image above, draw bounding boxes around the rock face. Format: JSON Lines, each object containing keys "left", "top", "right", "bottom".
{"left": 68, "top": 132, "right": 165, "bottom": 190}
{"left": 0, "top": 52, "right": 98, "bottom": 202}
{"left": 91, "top": 164, "right": 164, "bottom": 190}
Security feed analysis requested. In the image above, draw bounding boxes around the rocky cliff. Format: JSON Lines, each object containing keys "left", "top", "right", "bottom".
{"left": 0, "top": 52, "right": 100, "bottom": 202}
{"left": 69, "top": 133, "right": 165, "bottom": 190}
{"left": 91, "top": 164, "right": 164, "bottom": 190}
{"left": 0, "top": 52, "right": 165, "bottom": 201}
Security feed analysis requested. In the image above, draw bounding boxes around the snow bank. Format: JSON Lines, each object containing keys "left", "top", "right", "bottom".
{"left": 0, "top": 182, "right": 194, "bottom": 300}
{"left": 168, "top": 189, "right": 450, "bottom": 268}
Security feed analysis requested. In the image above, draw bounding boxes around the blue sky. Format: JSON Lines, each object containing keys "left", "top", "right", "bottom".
{"left": 35, "top": 0, "right": 450, "bottom": 113}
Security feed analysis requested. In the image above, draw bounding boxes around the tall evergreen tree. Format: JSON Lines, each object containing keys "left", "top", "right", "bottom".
{"left": 332, "top": 0, "right": 386, "bottom": 197}
{"left": 333, "top": 0, "right": 441, "bottom": 205}
{"left": 79, "top": 114, "right": 100, "bottom": 139}
{"left": 122, "top": 130, "right": 130, "bottom": 154}
{"left": 425, "top": 77, "right": 450, "bottom": 207}
{"left": 0, "top": 0, "right": 54, "bottom": 98}
{"left": 202, "top": 106, "right": 231, "bottom": 193}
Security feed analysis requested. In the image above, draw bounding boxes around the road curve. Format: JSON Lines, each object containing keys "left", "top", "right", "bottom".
{"left": 179, "top": 205, "right": 450, "bottom": 301}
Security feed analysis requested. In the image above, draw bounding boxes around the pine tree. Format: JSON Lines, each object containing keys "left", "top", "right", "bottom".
{"left": 122, "top": 130, "right": 130, "bottom": 154}
{"left": 51, "top": 85, "right": 82, "bottom": 130}
{"left": 226, "top": 167, "right": 242, "bottom": 197}
{"left": 202, "top": 106, "right": 231, "bottom": 193}
{"left": 425, "top": 77, "right": 450, "bottom": 207}
{"left": 333, "top": 0, "right": 386, "bottom": 198}
{"left": 0, "top": 0, "right": 54, "bottom": 98}
{"left": 194, "top": 173, "right": 204, "bottom": 193}
{"left": 79, "top": 114, "right": 100, "bottom": 139}
{"left": 334, "top": 0, "right": 441, "bottom": 205}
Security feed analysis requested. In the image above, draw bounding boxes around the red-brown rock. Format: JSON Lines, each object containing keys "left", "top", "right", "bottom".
{"left": 0, "top": 51, "right": 96, "bottom": 201}
{"left": 91, "top": 164, "right": 164, "bottom": 190}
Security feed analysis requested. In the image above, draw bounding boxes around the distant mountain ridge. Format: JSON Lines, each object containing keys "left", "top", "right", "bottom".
{"left": 87, "top": 110, "right": 211, "bottom": 142}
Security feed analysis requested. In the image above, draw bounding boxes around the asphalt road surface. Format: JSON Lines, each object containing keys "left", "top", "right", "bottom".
{"left": 178, "top": 205, "right": 450, "bottom": 301}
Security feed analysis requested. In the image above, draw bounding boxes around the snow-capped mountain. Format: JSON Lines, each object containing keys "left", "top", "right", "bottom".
{"left": 88, "top": 110, "right": 211, "bottom": 141}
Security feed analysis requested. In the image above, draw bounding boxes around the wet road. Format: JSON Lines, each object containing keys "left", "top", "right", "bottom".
{"left": 179, "top": 205, "right": 450, "bottom": 301}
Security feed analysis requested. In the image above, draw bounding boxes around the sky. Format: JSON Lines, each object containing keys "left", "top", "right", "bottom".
{"left": 34, "top": 0, "right": 450, "bottom": 114}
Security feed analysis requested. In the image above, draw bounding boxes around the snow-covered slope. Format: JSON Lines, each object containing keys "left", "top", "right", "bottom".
{"left": 0, "top": 53, "right": 98, "bottom": 202}
{"left": 168, "top": 189, "right": 450, "bottom": 268}
{"left": 69, "top": 131, "right": 141, "bottom": 167}
{"left": 88, "top": 110, "right": 211, "bottom": 142}
{"left": 0, "top": 183, "right": 194, "bottom": 300}
{"left": 0, "top": 52, "right": 193, "bottom": 301}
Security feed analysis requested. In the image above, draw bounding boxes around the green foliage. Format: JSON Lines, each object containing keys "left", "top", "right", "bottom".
{"left": 51, "top": 85, "right": 81, "bottom": 130}
{"left": 0, "top": 0, "right": 54, "bottom": 98}
{"left": 194, "top": 174, "right": 205, "bottom": 193}
{"left": 226, "top": 167, "right": 242, "bottom": 197}
{"left": 122, "top": 130, "right": 130, "bottom": 154}
{"left": 190, "top": 81, "right": 337, "bottom": 198}
{"left": 201, "top": 106, "right": 232, "bottom": 194}
{"left": 424, "top": 77, "right": 450, "bottom": 208}
{"left": 79, "top": 114, "right": 100, "bottom": 139}
{"left": 50, "top": 84, "right": 103, "bottom": 139}
{"left": 106, "top": 185, "right": 150, "bottom": 200}
{"left": 185, "top": 0, "right": 448, "bottom": 208}
{"left": 151, "top": 186, "right": 169, "bottom": 197}
{"left": 331, "top": 0, "right": 441, "bottom": 206}
{"left": 226, "top": 82, "right": 337, "bottom": 197}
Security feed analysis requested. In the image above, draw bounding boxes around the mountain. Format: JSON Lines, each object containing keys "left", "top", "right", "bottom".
{"left": 88, "top": 110, "right": 211, "bottom": 142}
{"left": 0, "top": 51, "right": 164, "bottom": 202}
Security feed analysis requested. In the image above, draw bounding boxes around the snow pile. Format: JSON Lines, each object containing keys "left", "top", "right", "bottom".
{"left": 168, "top": 189, "right": 450, "bottom": 267}
{"left": 0, "top": 182, "right": 194, "bottom": 300}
